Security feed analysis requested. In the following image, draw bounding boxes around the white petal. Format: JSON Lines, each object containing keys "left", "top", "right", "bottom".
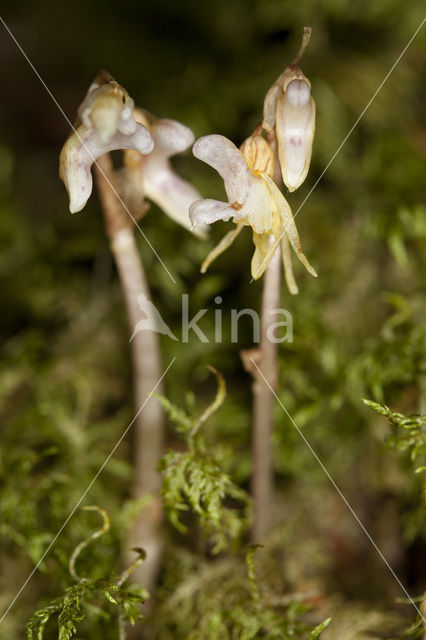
{"left": 192, "top": 134, "right": 251, "bottom": 205}
{"left": 139, "top": 119, "right": 206, "bottom": 235}
{"left": 150, "top": 119, "right": 195, "bottom": 157}
{"left": 142, "top": 166, "right": 206, "bottom": 237}
{"left": 59, "top": 123, "right": 153, "bottom": 213}
{"left": 189, "top": 198, "right": 236, "bottom": 226}
{"left": 276, "top": 88, "right": 315, "bottom": 192}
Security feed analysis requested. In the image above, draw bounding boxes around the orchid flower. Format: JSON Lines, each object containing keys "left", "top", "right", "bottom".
{"left": 189, "top": 133, "right": 317, "bottom": 292}
{"left": 121, "top": 109, "right": 206, "bottom": 237}
{"left": 60, "top": 71, "right": 154, "bottom": 214}
{"left": 262, "top": 27, "right": 316, "bottom": 192}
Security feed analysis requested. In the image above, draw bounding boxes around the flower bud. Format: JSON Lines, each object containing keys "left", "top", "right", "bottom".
{"left": 240, "top": 134, "right": 274, "bottom": 177}
{"left": 275, "top": 67, "right": 315, "bottom": 192}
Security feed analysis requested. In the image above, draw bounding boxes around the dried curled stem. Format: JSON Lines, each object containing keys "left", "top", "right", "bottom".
{"left": 69, "top": 506, "right": 110, "bottom": 582}
{"left": 190, "top": 366, "right": 226, "bottom": 437}
{"left": 291, "top": 26, "right": 312, "bottom": 66}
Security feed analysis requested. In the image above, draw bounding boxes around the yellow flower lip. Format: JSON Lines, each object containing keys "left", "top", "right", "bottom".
{"left": 241, "top": 134, "right": 274, "bottom": 177}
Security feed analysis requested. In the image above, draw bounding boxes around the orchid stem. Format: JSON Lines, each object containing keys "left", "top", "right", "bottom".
{"left": 291, "top": 26, "right": 312, "bottom": 66}
{"left": 94, "top": 155, "right": 164, "bottom": 597}
{"left": 251, "top": 244, "right": 281, "bottom": 541}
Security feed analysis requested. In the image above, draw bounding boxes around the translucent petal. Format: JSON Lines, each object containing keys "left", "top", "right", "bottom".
{"left": 276, "top": 91, "right": 315, "bottom": 192}
{"left": 262, "top": 66, "right": 308, "bottom": 132}
{"left": 192, "top": 134, "right": 251, "bottom": 204}
{"left": 262, "top": 174, "right": 317, "bottom": 277}
{"left": 251, "top": 230, "right": 281, "bottom": 280}
{"left": 150, "top": 119, "right": 195, "bottom": 157}
{"left": 143, "top": 168, "right": 206, "bottom": 237}
{"left": 189, "top": 198, "right": 236, "bottom": 227}
{"left": 59, "top": 123, "right": 153, "bottom": 213}
{"left": 281, "top": 234, "right": 298, "bottom": 295}
{"left": 201, "top": 223, "right": 244, "bottom": 273}
{"left": 139, "top": 119, "right": 205, "bottom": 235}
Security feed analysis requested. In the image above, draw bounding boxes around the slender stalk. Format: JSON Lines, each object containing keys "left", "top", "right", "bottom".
{"left": 94, "top": 155, "right": 164, "bottom": 594}
{"left": 250, "top": 244, "right": 281, "bottom": 541}
{"left": 291, "top": 26, "right": 312, "bottom": 66}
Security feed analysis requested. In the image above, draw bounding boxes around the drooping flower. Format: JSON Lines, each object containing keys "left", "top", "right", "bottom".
{"left": 60, "top": 73, "right": 204, "bottom": 236}
{"left": 262, "top": 27, "right": 316, "bottom": 192}
{"left": 60, "top": 71, "right": 154, "bottom": 214}
{"left": 121, "top": 109, "right": 206, "bottom": 237}
{"left": 189, "top": 133, "right": 317, "bottom": 291}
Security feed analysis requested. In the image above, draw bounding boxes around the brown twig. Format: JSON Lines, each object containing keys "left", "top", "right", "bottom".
{"left": 94, "top": 155, "right": 164, "bottom": 596}
{"left": 291, "top": 26, "right": 312, "bottom": 66}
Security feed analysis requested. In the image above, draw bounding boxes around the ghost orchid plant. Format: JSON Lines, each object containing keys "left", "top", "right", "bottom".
{"left": 59, "top": 70, "right": 204, "bottom": 593}
{"left": 190, "top": 27, "right": 316, "bottom": 294}
{"left": 190, "top": 28, "right": 317, "bottom": 540}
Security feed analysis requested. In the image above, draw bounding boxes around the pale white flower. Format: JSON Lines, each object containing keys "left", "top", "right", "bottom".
{"left": 263, "top": 66, "right": 315, "bottom": 193}
{"left": 189, "top": 134, "right": 317, "bottom": 290}
{"left": 122, "top": 111, "right": 206, "bottom": 237}
{"left": 59, "top": 73, "right": 154, "bottom": 214}
{"left": 262, "top": 27, "right": 316, "bottom": 192}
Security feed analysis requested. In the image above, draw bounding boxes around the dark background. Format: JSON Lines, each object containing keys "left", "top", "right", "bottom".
{"left": 0, "top": 1, "right": 425, "bottom": 638}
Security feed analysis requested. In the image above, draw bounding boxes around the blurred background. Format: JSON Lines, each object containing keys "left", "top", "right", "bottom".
{"left": 0, "top": 0, "right": 425, "bottom": 638}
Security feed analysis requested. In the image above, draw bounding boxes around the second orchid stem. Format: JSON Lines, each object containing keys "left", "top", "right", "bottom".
{"left": 251, "top": 244, "right": 282, "bottom": 541}
{"left": 95, "top": 155, "right": 164, "bottom": 595}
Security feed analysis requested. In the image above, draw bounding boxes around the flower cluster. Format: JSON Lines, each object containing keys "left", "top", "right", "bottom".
{"left": 60, "top": 28, "right": 316, "bottom": 291}
{"left": 189, "top": 27, "right": 317, "bottom": 291}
